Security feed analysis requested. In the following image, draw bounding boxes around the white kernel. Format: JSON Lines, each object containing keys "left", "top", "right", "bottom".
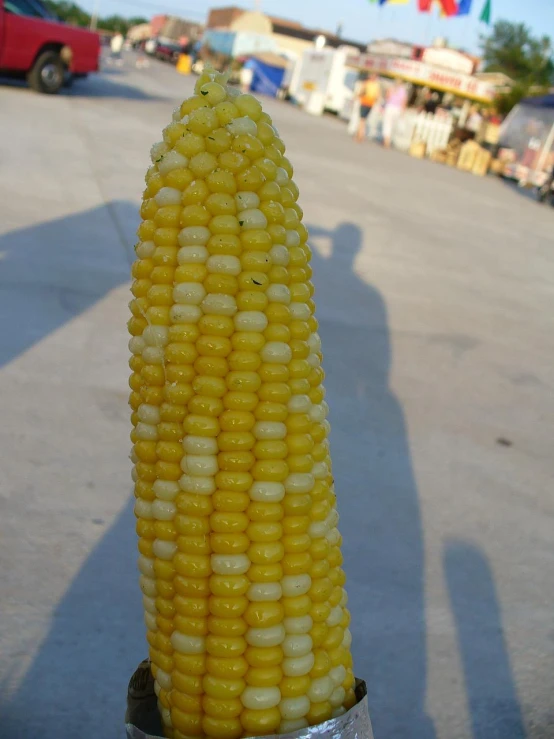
{"left": 247, "top": 582, "right": 282, "bottom": 601}
{"left": 283, "top": 615, "right": 313, "bottom": 634}
{"left": 285, "top": 230, "right": 300, "bottom": 248}
{"left": 330, "top": 665, "right": 347, "bottom": 687}
{"left": 241, "top": 686, "right": 281, "bottom": 710}
{"left": 158, "top": 150, "right": 188, "bottom": 174}
{"left": 201, "top": 293, "right": 237, "bottom": 316}
{"left": 234, "top": 311, "right": 268, "bottom": 332}
{"left": 332, "top": 706, "right": 347, "bottom": 718}
{"left": 309, "top": 403, "right": 327, "bottom": 422}
{"left": 308, "top": 521, "right": 328, "bottom": 538}
{"left": 138, "top": 404, "right": 161, "bottom": 424}
{"left": 288, "top": 395, "right": 311, "bottom": 413}
{"left": 239, "top": 208, "right": 268, "bottom": 230}
{"left": 308, "top": 676, "right": 334, "bottom": 703}
{"left": 261, "top": 341, "right": 292, "bottom": 364}
{"left": 312, "top": 462, "right": 329, "bottom": 480}
{"left": 173, "top": 282, "right": 206, "bottom": 305}
{"left": 135, "top": 240, "right": 155, "bottom": 259}
{"left": 135, "top": 422, "right": 158, "bottom": 441}
{"left": 178, "top": 227, "right": 211, "bottom": 247}
{"left": 281, "top": 574, "right": 311, "bottom": 598}
{"left": 207, "top": 255, "right": 241, "bottom": 275}
{"left": 170, "top": 632, "right": 205, "bottom": 654}
{"left": 142, "top": 346, "right": 165, "bottom": 365}
{"left": 246, "top": 624, "right": 286, "bottom": 648}
{"left": 330, "top": 686, "right": 346, "bottom": 708}
{"left": 289, "top": 302, "right": 311, "bottom": 320}
{"left": 154, "top": 187, "right": 182, "bottom": 206}
{"left": 282, "top": 653, "right": 315, "bottom": 677}
{"left": 139, "top": 576, "right": 157, "bottom": 598}
{"left": 155, "top": 668, "right": 172, "bottom": 691}
{"left": 172, "top": 106, "right": 181, "bottom": 121}
{"left": 129, "top": 336, "right": 145, "bottom": 355}
{"left": 326, "top": 527, "right": 341, "bottom": 546}
{"left": 137, "top": 554, "right": 155, "bottom": 576}
{"left": 342, "top": 629, "right": 352, "bottom": 648}
{"left": 131, "top": 467, "right": 138, "bottom": 482}
{"left": 227, "top": 116, "right": 258, "bottom": 136}
{"left": 307, "top": 352, "right": 321, "bottom": 368}
{"left": 328, "top": 508, "right": 339, "bottom": 527}
{"left": 249, "top": 481, "right": 285, "bottom": 501}
{"left": 279, "top": 696, "right": 310, "bottom": 721}
{"left": 151, "top": 500, "right": 176, "bottom": 521}
{"left": 211, "top": 553, "right": 250, "bottom": 575}
{"left": 152, "top": 539, "right": 178, "bottom": 560}
{"left": 153, "top": 480, "right": 180, "bottom": 501}
{"left": 308, "top": 333, "right": 322, "bottom": 352}
{"left": 170, "top": 304, "right": 202, "bottom": 323}
{"left": 253, "top": 421, "right": 287, "bottom": 440}
{"left": 327, "top": 606, "right": 343, "bottom": 627}
{"left": 144, "top": 612, "right": 157, "bottom": 631}
{"left": 282, "top": 634, "right": 313, "bottom": 658}
{"left": 160, "top": 706, "right": 172, "bottom": 727}
{"left": 275, "top": 167, "right": 289, "bottom": 186}
{"left": 143, "top": 596, "right": 157, "bottom": 615}
{"left": 150, "top": 141, "right": 169, "bottom": 163}
{"left": 284, "top": 473, "right": 314, "bottom": 495}
{"left": 181, "top": 454, "right": 218, "bottom": 476}
{"left": 134, "top": 499, "right": 153, "bottom": 520}
{"left": 340, "top": 591, "right": 348, "bottom": 607}
{"left": 143, "top": 325, "right": 169, "bottom": 347}
{"left": 235, "top": 191, "right": 260, "bottom": 211}
{"left": 183, "top": 436, "right": 219, "bottom": 455}
{"left": 269, "top": 244, "right": 289, "bottom": 266}
{"left": 266, "top": 284, "right": 291, "bottom": 304}
{"left": 179, "top": 474, "right": 216, "bottom": 495}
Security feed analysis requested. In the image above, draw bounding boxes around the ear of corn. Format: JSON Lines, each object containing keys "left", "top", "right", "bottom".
{"left": 129, "top": 70, "right": 355, "bottom": 739}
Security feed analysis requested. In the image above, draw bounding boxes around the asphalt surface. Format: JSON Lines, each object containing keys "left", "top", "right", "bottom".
{"left": 0, "top": 56, "right": 553, "bottom": 739}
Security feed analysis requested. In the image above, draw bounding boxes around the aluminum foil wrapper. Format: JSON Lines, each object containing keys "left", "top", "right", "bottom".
{"left": 126, "top": 660, "right": 373, "bottom": 739}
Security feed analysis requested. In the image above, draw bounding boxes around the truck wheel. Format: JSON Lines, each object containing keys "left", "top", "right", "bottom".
{"left": 28, "top": 51, "right": 65, "bottom": 94}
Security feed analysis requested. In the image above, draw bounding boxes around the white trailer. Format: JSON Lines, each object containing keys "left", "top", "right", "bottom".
{"left": 287, "top": 46, "right": 359, "bottom": 116}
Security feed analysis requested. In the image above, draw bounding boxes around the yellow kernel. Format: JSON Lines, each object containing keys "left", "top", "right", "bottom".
{"left": 241, "top": 707, "right": 281, "bottom": 735}
{"left": 245, "top": 645, "right": 283, "bottom": 668}
{"left": 206, "top": 635, "right": 247, "bottom": 658}
{"left": 280, "top": 675, "right": 311, "bottom": 698}
{"left": 306, "top": 700, "right": 332, "bottom": 725}
{"left": 203, "top": 716, "right": 243, "bottom": 739}
{"left": 248, "top": 563, "right": 283, "bottom": 583}
{"left": 206, "top": 657, "right": 248, "bottom": 681}
{"left": 213, "top": 491, "right": 250, "bottom": 512}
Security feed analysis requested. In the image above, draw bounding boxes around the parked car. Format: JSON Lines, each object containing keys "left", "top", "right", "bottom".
{"left": 0, "top": 0, "right": 100, "bottom": 93}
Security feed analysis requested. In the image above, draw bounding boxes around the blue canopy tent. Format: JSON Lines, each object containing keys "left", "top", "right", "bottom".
{"left": 248, "top": 52, "right": 290, "bottom": 98}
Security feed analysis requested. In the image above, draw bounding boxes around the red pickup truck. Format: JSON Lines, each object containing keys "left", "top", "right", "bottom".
{"left": 0, "top": 0, "right": 100, "bottom": 93}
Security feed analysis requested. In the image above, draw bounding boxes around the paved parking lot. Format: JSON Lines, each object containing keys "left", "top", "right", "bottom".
{"left": 0, "top": 57, "right": 553, "bottom": 739}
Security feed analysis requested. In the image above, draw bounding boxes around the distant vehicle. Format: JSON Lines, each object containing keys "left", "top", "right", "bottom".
{"left": 288, "top": 46, "right": 360, "bottom": 117}
{"left": 0, "top": 0, "right": 100, "bottom": 93}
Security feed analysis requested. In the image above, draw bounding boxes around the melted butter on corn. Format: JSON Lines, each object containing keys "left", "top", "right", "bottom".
{"left": 129, "top": 69, "right": 355, "bottom": 739}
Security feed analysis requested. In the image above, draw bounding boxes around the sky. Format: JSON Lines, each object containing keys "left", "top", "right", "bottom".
{"left": 80, "top": 0, "right": 554, "bottom": 54}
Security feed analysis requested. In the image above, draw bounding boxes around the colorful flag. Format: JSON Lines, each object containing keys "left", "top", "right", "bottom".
{"left": 456, "top": 0, "right": 472, "bottom": 14}
{"left": 479, "top": 0, "right": 491, "bottom": 23}
{"left": 379, "top": 0, "right": 410, "bottom": 4}
{"left": 418, "top": 0, "right": 458, "bottom": 14}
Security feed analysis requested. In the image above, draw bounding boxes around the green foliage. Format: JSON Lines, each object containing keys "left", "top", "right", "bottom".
{"left": 481, "top": 20, "right": 554, "bottom": 86}
{"left": 481, "top": 20, "right": 554, "bottom": 115}
{"left": 44, "top": 0, "right": 146, "bottom": 33}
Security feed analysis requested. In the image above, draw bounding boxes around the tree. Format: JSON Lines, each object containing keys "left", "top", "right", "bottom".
{"left": 481, "top": 20, "right": 554, "bottom": 87}
{"left": 481, "top": 20, "right": 553, "bottom": 114}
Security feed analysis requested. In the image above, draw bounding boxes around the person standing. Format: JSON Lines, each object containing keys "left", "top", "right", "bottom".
{"left": 382, "top": 79, "right": 408, "bottom": 149}
{"left": 356, "top": 73, "right": 381, "bottom": 143}
{"left": 110, "top": 32, "right": 124, "bottom": 66}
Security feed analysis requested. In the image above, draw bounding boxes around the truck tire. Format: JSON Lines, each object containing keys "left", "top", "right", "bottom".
{"left": 28, "top": 51, "right": 65, "bottom": 94}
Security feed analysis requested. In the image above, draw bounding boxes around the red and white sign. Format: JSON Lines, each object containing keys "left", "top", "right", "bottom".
{"left": 346, "top": 53, "right": 495, "bottom": 102}
{"left": 422, "top": 47, "right": 476, "bottom": 75}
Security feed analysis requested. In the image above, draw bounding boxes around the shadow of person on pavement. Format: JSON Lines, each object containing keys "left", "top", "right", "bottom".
{"left": 308, "top": 222, "right": 435, "bottom": 739}
{"left": 0, "top": 201, "right": 137, "bottom": 369}
{"left": 0, "top": 497, "right": 143, "bottom": 739}
{"left": 445, "top": 540, "right": 527, "bottom": 739}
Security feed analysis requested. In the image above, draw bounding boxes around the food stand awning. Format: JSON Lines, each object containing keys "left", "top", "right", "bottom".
{"left": 346, "top": 52, "right": 496, "bottom": 103}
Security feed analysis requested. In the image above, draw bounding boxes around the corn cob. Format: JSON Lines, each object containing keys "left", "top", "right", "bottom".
{"left": 129, "top": 70, "right": 355, "bottom": 739}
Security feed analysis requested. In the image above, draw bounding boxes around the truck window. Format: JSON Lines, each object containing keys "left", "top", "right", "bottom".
{"left": 4, "top": 0, "right": 48, "bottom": 17}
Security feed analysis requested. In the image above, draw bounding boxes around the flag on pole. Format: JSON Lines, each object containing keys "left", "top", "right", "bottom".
{"left": 418, "top": 0, "right": 458, "bottom": 14}
{"left": 456, "top": 0, "right": 472, "bottom": 15}
{"left": 479, "top": 0, "right": 491, "bottom": 23}
{"left": 418, "top": 0, "right": 433, "bottom": 8}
